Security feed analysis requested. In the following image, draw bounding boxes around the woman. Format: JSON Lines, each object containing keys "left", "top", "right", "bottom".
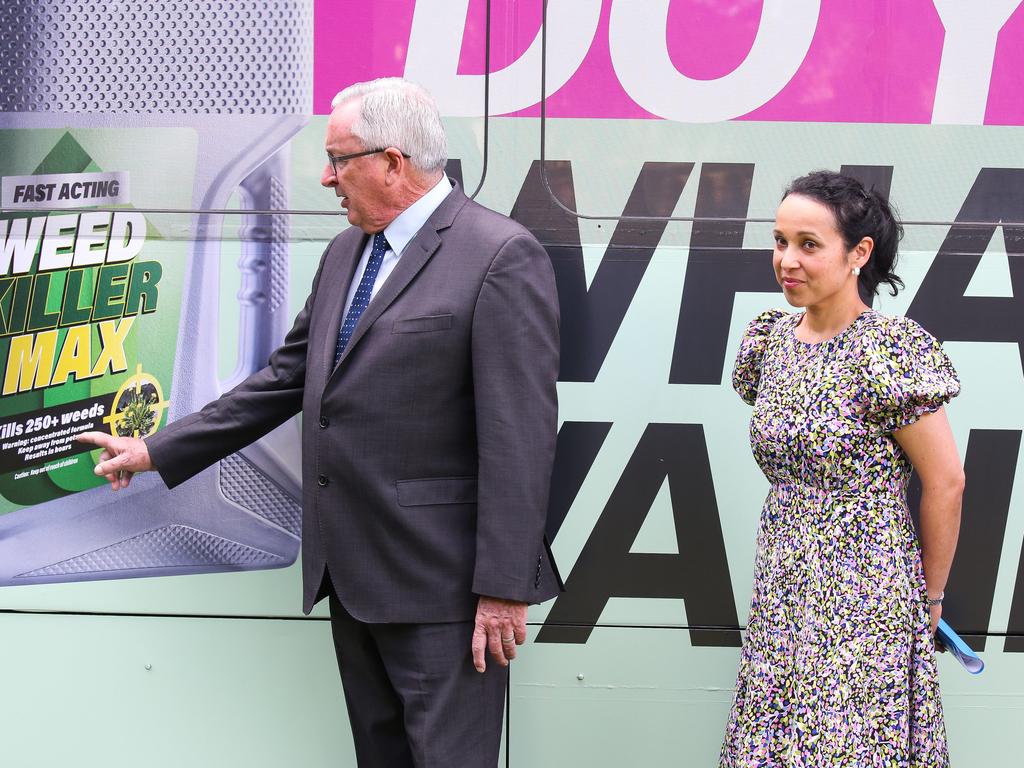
{"left": 720, "top": 171, "right": 964, "bottom": 767}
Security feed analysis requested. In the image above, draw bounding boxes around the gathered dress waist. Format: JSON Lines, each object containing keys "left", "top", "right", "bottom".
{"left": 768, "top": 479, "right": 907, "bottom": 504}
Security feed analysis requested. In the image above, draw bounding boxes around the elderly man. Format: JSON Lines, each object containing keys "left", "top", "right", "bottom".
{"left": 79, "top": 77, "right": 561, "bottom": 767}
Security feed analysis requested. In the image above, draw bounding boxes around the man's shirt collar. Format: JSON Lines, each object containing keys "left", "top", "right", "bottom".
{"left": 383, "top": 174, "right": 453, "bottom": 257}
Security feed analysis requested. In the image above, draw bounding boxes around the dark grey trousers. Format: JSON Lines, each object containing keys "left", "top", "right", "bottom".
{"left": 324, "top": 581, "right": 507, "bottom": 767}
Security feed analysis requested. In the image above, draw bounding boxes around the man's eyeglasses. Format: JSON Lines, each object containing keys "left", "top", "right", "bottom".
{"left": 326, "top": 147, "right": 411, "bottom": 175}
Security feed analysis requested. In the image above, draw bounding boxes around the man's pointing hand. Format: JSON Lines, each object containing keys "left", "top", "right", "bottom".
{"left": 76, "top": 431, "right": 153, "bottom": 490}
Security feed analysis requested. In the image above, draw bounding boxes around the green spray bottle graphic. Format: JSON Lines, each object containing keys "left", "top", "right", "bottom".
{"left": 0, "top": 0, "right": 314, "bottom": 584}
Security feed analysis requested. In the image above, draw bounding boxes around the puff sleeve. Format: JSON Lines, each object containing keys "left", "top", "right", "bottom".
{"left": 732, "top": 309, "right": 787, "bottom": 405}
{"left": 862, "top": 315, "right": 960, "bottom": 434}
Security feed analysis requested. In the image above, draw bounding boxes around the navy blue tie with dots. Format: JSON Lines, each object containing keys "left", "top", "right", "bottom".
{"left": 335, "top": 232, "right": 388, "bottom": 365}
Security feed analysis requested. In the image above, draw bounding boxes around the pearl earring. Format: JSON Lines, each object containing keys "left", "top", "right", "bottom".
{"left": 852, "top": 266, "right": 861, "bottom": 276}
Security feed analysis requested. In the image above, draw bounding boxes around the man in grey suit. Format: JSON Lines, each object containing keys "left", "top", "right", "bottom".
{"left": 79, "top": 77, "right": 561, "bottom": 767}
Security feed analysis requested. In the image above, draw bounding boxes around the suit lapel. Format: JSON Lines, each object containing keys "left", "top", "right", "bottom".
{"left": 330, "top": 184, "right": 469, "bottom": 374}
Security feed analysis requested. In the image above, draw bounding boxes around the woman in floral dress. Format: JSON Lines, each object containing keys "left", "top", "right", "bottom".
{"left": 720, "top": 171, "right": 964, "bottom": 767}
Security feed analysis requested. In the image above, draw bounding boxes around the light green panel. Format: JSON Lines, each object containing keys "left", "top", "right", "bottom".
{"left": 2, "top": 613, "right": 1015, "bottom": 766}
{"left": 940, "top": 643, "right": 1024, "bottom": 765}
{"left": 0, "top": 611, "right": 352, "bottom": 768}
{"left": 516, "top": 627, "right": 1024, "bottom": 766}
{"left": 514, "top": 626, "right": 740, "bottom": 765}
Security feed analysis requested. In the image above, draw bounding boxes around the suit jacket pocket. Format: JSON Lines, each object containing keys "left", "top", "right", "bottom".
{"left": 392, "top": 313, "right": 454, "bottom": 334}
{"left": 396, "top": 476, "right": 477, "bottom": 506}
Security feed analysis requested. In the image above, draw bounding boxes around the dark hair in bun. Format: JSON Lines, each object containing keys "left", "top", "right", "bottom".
{"left": 784, "top": 170, "right": 905, "bottom": 298}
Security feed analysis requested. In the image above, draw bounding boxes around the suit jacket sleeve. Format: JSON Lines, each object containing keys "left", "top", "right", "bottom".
{"left": 470, "top": 232, "right": 560, "bottom": 602}
{"left": 145, "top": 248, "right": 329, "bottom": 489}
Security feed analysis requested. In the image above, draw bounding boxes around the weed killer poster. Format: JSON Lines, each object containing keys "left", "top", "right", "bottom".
{"left": 0, "top": 130, "right": 185, "bottom": 512}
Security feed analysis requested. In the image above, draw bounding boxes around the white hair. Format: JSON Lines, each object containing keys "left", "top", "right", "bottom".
{"left": 331, "top": 78, "right": 448, "bottom": 175}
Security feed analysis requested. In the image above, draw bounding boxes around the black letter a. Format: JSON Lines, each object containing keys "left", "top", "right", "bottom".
{"left": 538, "top": 423, "right": 740, "bottom": 647}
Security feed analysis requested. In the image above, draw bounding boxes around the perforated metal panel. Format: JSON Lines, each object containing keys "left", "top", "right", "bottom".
{"left": 220, "top": 453, "right": 302, "bottom": 536}
{"left": 268, "top": 175, "right": 290, "bottom": 312}
{"left": 0, "top": 0, "right": 312, "bottom": 113}
{"left": 15, "top": 524, "right": 285, "bottom": 577}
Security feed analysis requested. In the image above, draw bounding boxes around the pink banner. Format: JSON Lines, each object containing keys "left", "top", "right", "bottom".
{"left": 314, "top": 0, "right": 1024, "bottom": 125}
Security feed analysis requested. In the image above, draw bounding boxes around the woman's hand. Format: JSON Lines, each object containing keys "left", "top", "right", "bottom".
{"left": 929, "top": 601, "right": 942, "bottom": 636}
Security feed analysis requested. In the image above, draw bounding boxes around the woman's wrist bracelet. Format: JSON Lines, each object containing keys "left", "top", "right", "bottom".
{"left": 927, "top": 591, "right": 944, "bottom": 607}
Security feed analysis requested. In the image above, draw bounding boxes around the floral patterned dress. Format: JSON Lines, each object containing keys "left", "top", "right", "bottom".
{"left": 720, "top": 309, "right": 960, "bottom": 768}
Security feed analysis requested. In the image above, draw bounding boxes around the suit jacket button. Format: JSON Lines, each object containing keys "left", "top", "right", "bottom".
{"left": 317, "top": 474, "right": 329, "bottom": 487}
{"left": 319, "top": 416, "right": 329, "bottom": 428}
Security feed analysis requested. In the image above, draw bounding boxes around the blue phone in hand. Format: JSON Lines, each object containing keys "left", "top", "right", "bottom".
{"left": 936, "top": 618, "right": 985, "bottom": 675}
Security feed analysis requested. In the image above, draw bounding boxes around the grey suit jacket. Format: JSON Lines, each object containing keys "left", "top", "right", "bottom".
{"left": 146, "top": 183, "right": 562, "bottom": 621}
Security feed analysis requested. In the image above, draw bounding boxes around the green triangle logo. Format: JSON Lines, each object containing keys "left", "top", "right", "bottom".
{"left": 18, "top": 131, "right": 165, "bottom": 241}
